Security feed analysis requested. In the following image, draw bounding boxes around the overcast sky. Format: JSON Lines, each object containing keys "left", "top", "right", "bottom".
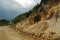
{"left": 0, "top": 0, "right": 41, "bottom": 21}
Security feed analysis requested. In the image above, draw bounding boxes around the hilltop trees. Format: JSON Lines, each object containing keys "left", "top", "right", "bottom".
{"left": 0, "top": 19, "right": 9, "bottom": 26}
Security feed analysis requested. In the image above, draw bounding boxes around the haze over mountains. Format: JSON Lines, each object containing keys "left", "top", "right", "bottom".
{"left": 0, "top": 0, "right": 41, "bottom": 21}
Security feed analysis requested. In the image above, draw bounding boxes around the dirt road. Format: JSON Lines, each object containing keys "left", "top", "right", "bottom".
{"left": 0, "top": 27, "right": 7, "bottom": 40}
{"left": 0, "top": 26, "right": 34, "bottom": 40}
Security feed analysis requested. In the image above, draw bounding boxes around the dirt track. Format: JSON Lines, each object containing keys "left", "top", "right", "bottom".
{"left": 0, "top": 27, "right": 34, "bottom": 40}
{"left": 0, "top": 27, "right": 7, "bottom": 40}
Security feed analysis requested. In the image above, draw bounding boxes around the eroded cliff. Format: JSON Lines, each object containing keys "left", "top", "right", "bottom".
{"left": 11, "top": 0, "right": 60, "bottom": 40}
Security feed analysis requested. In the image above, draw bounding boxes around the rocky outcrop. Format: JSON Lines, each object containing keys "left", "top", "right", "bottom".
{"left": 28, "top": 0, "right": 60, "bottom": 25}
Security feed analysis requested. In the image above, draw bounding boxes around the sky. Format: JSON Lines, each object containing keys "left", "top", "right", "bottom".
{"left": 0, "top": 0, "right": 41, "bottom": 21}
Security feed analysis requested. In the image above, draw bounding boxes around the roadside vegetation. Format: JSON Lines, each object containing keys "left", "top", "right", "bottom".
{"left": 0, "top": 0, "right": 58, "bottom": 26}
{"left": 10, "top": 4, "right": 41, "bottom": 24}
{"left": 0, "top": 4, "right": 41, "bottom": 26}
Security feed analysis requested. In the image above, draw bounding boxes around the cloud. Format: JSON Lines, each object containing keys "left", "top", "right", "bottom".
{"left": 14, "top": 0, "right": 41, "bottom": 8}
{"left": 15, "top": 0, "right": 35, "bottom": 8}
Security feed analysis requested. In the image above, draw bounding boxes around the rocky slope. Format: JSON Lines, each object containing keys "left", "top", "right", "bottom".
{"left": 10, "top": 0, "right": 60, "bottom": 40}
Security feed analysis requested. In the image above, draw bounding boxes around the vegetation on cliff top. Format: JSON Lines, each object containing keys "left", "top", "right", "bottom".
{"left": 11, "top": 4, "right": 41, "bottom": 24}
{"left": 0, "top": 0, "right": 60, "bottom": 26}
{"left": 0, "top": 3, "right": 41, "bottom": 26}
